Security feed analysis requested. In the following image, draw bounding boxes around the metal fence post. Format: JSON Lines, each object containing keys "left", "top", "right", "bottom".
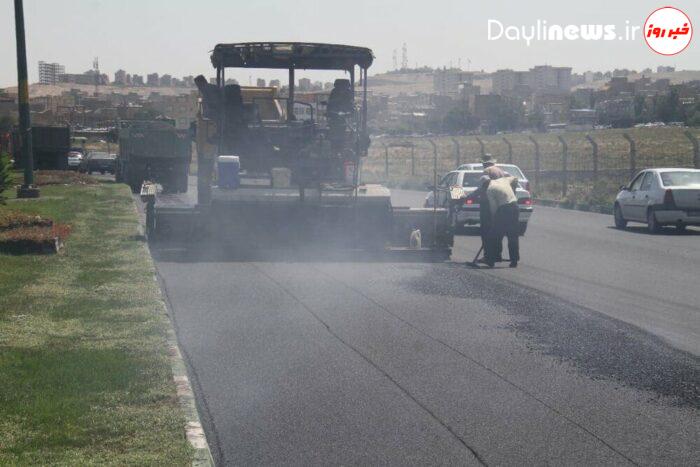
{"left": 622, "top": 133, "right": 636, "bottom": 178}
{"left": 381, "top": 142, "right": 389, "bottom": 179}
{"left": 558, "top": 135, "right": 568, "bottom": 198}
{"left": 451, "top": 137, "right": 460, "bottom": 167}
{"left": 528, "top": 135, "right": 540, "bottom": 193}
{"left": 684, "top": 131, "right": 699, "bottom": 169}
{"left": 502, "top": 137, "right": 513, "bottom": 164}
{"left": 475, "top": 137, "right": 485, "bottom": 158}
{"left": 410, "top": 143, "right": 416, "bottom": 176}
{"left": 585, "top": 134, "right": 598, "bottom": 182}
{"left": 428, "top": 139, "right": 438, "bottom": 246}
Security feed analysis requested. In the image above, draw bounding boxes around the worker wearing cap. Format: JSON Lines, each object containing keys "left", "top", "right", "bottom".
{"left": 486, "top": 175, "right": 520, "bottom": 268}
{"left": 482, "top": 154, "right": 505, "bottom": 262}
{"left": 482, "top": 153, "right": 507, "bottom": 180}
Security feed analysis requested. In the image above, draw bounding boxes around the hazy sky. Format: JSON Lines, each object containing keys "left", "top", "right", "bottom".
{"left": 1, "top": 0, "right": 698, "bottom": 87}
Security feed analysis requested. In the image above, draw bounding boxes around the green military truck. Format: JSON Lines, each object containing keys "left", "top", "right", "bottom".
{"left": 12, "top": 125, "right": 71, "bottom": 170}
{"left": 116, "top": 120, "right": 191, "bottom": 193}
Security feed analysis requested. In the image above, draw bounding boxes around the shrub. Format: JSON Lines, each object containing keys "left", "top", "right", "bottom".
{"left": 0, "top": 211, "right": 53, "bottom": 231}
{"left": 0, "top": 224, "right": 71, "bottom": 242}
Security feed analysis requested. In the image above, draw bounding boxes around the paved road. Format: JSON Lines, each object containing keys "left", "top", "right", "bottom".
{"left": 150, "top": 188, "right": 699, "bottom": 466}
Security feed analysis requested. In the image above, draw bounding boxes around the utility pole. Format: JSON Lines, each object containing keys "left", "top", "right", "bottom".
{"left": 14, "top": 0, "right": 39, "bottom": 198}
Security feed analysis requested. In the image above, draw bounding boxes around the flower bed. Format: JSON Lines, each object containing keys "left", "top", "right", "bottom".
{"left": 0, "top": 212, "right": 71, "bottom": 254}
{"left": 35, "top": 170, "right": 97, "bottom": 186}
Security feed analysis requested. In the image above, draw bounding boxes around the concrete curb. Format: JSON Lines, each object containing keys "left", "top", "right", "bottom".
{"left": 131, "top": 196, "right": 215, "bottom": 466}
{"left": 534, "top": 198, "right": 613, "bottom": 215}
{"left": 163, "top": 316, "right": 215, "bottom": 467}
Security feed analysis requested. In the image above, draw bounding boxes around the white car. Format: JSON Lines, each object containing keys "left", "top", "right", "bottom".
{"left": 614, "top": 168, "right": 700, "bottom": 233}
{"left": 425, "top": 170, "right": 533, "bottom": 235}
{"left": 67, "top": 151, "right": 83, "bottom": 170}
{"left": 457, "top": 162, "right": 531, "bottom": 193}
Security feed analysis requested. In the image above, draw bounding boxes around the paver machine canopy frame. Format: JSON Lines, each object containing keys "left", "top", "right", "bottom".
{"left": 207, "top": 42, "right": 373, "bottom": 191}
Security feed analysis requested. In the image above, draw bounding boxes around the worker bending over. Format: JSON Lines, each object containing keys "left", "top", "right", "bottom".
{"left": 486, "top": 175, "right": 520, "bottom": 268}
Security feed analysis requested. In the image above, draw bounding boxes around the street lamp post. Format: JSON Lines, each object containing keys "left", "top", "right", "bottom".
{"left": 14, "top": 0, "right": 40, "bottom": 198}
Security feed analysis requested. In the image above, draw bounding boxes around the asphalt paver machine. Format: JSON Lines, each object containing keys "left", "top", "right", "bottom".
{"left": 145, "top": 42, "right": 452, "bottom": 259}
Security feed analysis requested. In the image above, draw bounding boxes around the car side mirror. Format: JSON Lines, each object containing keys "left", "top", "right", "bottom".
{"left": 619, "top": 185, "right": 628, "bottom": 191}
{"left": 426, "top": 184, "right": 435, "bottom": 191}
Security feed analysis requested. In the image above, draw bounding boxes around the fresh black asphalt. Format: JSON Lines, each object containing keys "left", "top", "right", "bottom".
{"left": 148, "top": 188, "right": 700, "bottom": 466}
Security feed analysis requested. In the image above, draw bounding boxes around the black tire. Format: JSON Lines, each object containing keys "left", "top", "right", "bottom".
{"left": 647, "top": 209, "right": 661, "bottom": 233}
{"left": 614, "top": 204, "right": 627, "bottom": 229}
{"left": 177, "top": 165, "right": 189, "bottom": 192}
{"left": 449, "top": 208, "right": 464, "bottom": 235}
{"left": 519, "top": 222, "right": 528, "bottom": 236}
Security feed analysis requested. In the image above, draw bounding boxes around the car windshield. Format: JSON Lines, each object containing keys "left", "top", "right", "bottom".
{"left": 498, "top": 164, "right": 525, "bottom": 180}
{"left": 660, "top": 171, "right": 700, "bottom": 187}
{"left": 462, "top": 173, "right": 484, "bottom": 187}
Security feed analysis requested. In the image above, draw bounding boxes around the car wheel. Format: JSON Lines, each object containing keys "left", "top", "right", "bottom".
{"left": 647, "top": 209, "right": 661, "bottom": 233}
{"left": 450, "top": 208, "right": 465, "bottom": 235}
{"left": 518, "top": 222, "right": 528, "bottom": 236}
{"left": 613, "top": 204, "right": 627, "bottom": 229}
{"left": 676, "top": 223, "right": 686, "bottom": 232}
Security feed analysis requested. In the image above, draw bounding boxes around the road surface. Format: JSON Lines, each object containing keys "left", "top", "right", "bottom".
{"left": 148, "top": 188, "right": 699, "bottom": 466}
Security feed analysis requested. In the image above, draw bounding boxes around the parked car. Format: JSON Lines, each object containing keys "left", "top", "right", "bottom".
{"left": 457, "top": 162, "right": 531, "bottom": 192}
{"left": 67, "top": 150, "right": 84, "bottom": 170}
{"left": 425, "top": 170, "right": 533, "bottom": 235}
{"left": 614, "top": 168, "right": 700, "bottom": 233}
{"left": 82, "top": 151, "right": 116, "bottom": 175}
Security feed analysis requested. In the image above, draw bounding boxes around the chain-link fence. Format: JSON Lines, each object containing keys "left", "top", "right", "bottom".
{"left": 362, "top": 127, "right": 700, "bottom": 206}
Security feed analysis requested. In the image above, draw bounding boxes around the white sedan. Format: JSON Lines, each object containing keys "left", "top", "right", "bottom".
{"left": 67, "top": 151, "right": 83, "bottom": 170}
{"left": 425, "top": 170, "right": 533, "bottom": 235}
{"left": 457, "top": 162, "right": 531, "bottom": 193}
{"left": 614, "top": 168, "right": 700, "bottom": 232}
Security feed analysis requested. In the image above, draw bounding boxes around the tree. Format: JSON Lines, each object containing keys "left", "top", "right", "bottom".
{"left": 494, "top": 105, "right": 519, "bottom": 132}
{"left": 687, "top": 108, "right": 700, "bottom": 127}
{"left": 634, "top": 95, "right": 647, "bottom": 122}
{"left": 133, "top": 108, "right": 159, "bottom": 120}
{"left": 0, "top": 115, "right": 17, "bottom": 133}
{"left": 442, "top": 107, "right": 479, "bottom": 134}
{"left": 655, "top": 89, "right": 684, "bottom": 123}
{"left": 527, "top": 109, "right": 545, "bottom": 132}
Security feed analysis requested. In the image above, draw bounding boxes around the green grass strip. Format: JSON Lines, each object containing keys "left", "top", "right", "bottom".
{"left": 0, "top": 180, "right": 192, "bottom": 465}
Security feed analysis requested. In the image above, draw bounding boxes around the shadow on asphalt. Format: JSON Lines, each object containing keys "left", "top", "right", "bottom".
{"left": 606, "top": 225, "right": 700, "bottom": 236}
{"left": 406, "top": 262, "right": 700, "bottom": 408}
{"left": 148, "top": 242, "right": 451, "bottom": 264}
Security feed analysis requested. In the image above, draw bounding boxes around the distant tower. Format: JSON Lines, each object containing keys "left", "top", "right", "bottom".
{"left": 93, "top": 57, "right": 100, "bottom": 95}
{"left": 392, "top": 49, "right": 398, "bottom": 70}
{"left": 401, "top": 43, "right": 408, "bottom": 70}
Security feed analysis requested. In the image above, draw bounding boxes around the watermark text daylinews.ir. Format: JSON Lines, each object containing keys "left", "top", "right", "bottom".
{"left": 488, "top": 7, "right": 692, "bottom": 55}
{"left": 487, "top": 20, "right": 641, "bottom": 47}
